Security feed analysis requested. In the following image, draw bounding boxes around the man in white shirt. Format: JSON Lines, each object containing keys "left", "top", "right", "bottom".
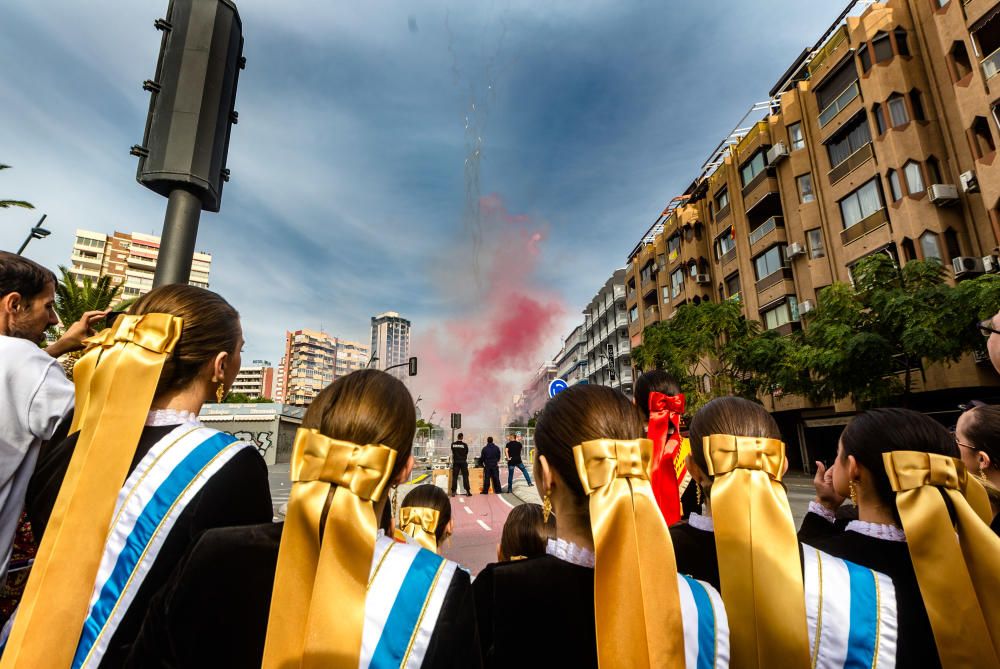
{"left": 0, "top": 251, "right": 107, "bottom": 583}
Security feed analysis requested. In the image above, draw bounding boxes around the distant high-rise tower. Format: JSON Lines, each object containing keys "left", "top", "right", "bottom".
{"left": 370, "top": 312, "right": 411, "bottom": 380}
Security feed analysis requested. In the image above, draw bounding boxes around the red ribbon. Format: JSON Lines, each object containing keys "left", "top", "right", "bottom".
{"left": 647, "top": 392, "right": 685, "bottom": 526}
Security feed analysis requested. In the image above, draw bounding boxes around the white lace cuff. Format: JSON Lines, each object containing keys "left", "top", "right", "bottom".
{"left": 846, "top": 520, "right": 906, "bottom": 542}
{"left": 808, "top": 500, "right": 837, "bottom": 523}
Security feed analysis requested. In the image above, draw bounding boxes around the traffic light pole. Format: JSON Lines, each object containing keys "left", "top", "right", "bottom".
{"left": 153, "top": 188, "right": 202, "bottom": 287}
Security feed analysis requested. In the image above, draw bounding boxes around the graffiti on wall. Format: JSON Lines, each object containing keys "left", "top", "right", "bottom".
{"left": 230, "top": 430, "right": 274, "bottom": 457}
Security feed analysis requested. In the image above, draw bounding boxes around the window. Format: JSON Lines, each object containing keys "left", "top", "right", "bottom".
{"left": 670, "top": 268, "right": 685, "bottom": 298}
{"left": 715, "top": 227, "right": 736, "bottom": 259}
{"left": 640, "top": 261, "right": 655, "bottom": 284}
{"left": 797, "top": 173, "right": 815, "bottom": 203}
{"left": 888, "top": 94, "right": 909, "bottom": 126}
{"left": 873, "top": 104, "right": 887, "bottom": 135}
{"left": 858, "top": 44, "right": 872, "bottom": 74}
{"left": 926, "top": 156, "right": 942, "bottom": 184}
{"left": 971, "top": 116, "right": 996, "bottom": 159}
{"left": 807, "top": 229, "right": 826, "bottom": 259}
{"left": 895, "top": 29, "right": 910, "bottom": 57}
{"left": 816, "top": 60, "right": 861, "bottom": 126}
{"left": 827, "top": 114, "right": 872, "bottom": 167}
{"left": 920, "top": 231, "right": 942, "bottom": 260}
{"left": 788, "top": 122, "right": 805, "bottom": 150}
{"left": 936, "top": 0, "right": 949, "bottom": 7}
{"left": 902, "top": 237, "right": 917, "bottom": 262}
{"left": 909, "top": 90, "right": 925, "bottom": 121}
{"left": 840, "top": 179, "right": 884, "bottom": 229}
{"left": 763, "top": 298, "right": 800, "bottom": 330}
{"left": 689, "top": 263, "right": 699, "bottom": 278}
{"left": 950, "top": 40, "right": 973, "bottom": 81}
{"left": 715, "top": 188, "right": 730, "bottom": 212}
{"left": 754, "top": 245, "right": 788, "bottom": 281}
{"left": 873, "top": 32, "right": 894, "bottom": 63}
{"left": 629, "top": 306, "right": 638, "bottom": 322}
{"left": 945, "top": 228, "right": 961, "bottom": 260}
{"left": 904, "top": 160, "right": 925, "bottom": 194}
{"left": 740, "top": 151, "right": 767, "bottom": 188}
{"left": 667, "top": 234, "right": 681, "bottom": 259}
{"left": 887, "top": 169, "right": 903, "bottom": 201}
{"left": 662, "top": 286, "right": 671, "bottom": 302}
{"left": 725, "top": 273, "right": 741, "bottom": 299}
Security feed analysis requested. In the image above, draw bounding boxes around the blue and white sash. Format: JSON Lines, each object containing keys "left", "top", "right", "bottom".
{"left": 678, "top": 574, "right": 730, "bottom": 669}
{"left": 360, "top": 535, "right": 458, "bottom": 669}
{"left": 72, "top": 423, "right": 251, "bottom": 669}
{"left": 803, "top": 545, "right": 898, "bottom": 669}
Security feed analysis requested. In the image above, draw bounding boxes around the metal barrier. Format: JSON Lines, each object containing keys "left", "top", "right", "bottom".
{"left": 412, "top": 427, "right": 536, "bottom": 472}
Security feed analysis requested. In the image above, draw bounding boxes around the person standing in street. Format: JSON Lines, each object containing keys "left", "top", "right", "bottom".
{"left": 480, "top": 436, "right": 502, "bottom": 494}
{"left": 0, "top": 252, "right": 106, "bottom": 584}
{"left": 505, "top": 433, "right": 533, "bottom": 493}
{"left": 449, "top": 432, "right": 471, "bottom": 497}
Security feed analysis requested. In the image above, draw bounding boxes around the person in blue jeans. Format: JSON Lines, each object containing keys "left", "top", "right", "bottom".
{"left": 505, "top": 433, "right": 533, "bottom": 493}
{"left": 480, "top": 437, "right": 502, "bottom": 494}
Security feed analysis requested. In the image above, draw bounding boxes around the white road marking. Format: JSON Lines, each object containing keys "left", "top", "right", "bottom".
{"left": 477, "top": 520, "right": 491, "bottom": 531}
{"left": 497, "top": 494, "right": 514, "bottom": 509}
{"left": 459, "top": 497, "right": 466, "bottom": 505}
{"left": 464, "top": 506, "right": 473, "bottom": 515}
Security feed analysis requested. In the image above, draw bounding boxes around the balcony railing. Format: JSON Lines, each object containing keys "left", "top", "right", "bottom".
{"left": 818, "top": 82, "right": 860, "bottom": 127}
{"left": 615, "top": 313, "right": 628, "bottom": 328}
{"left": 644, "top": 305, "right": 660, "bottom": 322}
{"left": 613, "top": 285, "right": 626, "bottom": 299}
{"left": 982, "top": 45, "right": 1000, "bottom": 81}
{"left": 755, "top": 267, "right": 792, "bottom": 293}
{"left": 840, "top": 208, "right": 889, "bottom": 245}
{"left": 721, "top": 247, "right": 737, "bottom": 266}
{"left": 808, "top": 25, "right": 849, "bottom": 76}
{"left": 749, "top": 216, "right": 784, "bottom": 246}
{"left": 828, "top": 143, "right": 874, "bottom": 185}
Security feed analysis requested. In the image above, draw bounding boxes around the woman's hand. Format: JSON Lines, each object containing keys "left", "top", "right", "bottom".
{"left": 813, "top": 461, "right": 845, "bottom": 512}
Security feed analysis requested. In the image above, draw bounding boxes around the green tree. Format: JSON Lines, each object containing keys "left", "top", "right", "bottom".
{"left": 0, "top": 164, "right": 34, "bottom": 210}
{"left": 798, "top": 254, "right": 1000, "bottom": 407}
{"left": 53, "top": 266, "right": 123, "bottom": 328}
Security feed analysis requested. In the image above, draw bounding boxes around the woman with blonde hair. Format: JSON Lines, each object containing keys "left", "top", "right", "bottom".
{"left": 473, "top": 384, "right": 728, "bottom": 668}
{"left": 127, "top": 370, "right": 479, "bottom": 668}
{"left": 7, "top": 284, "right": 272, "bottom": 669}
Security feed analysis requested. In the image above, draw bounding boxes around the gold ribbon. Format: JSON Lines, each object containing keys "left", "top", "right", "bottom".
{"left": 704, "top": 435, "right": 811, "bottom": 669}
{"left": 399, "top": 506, "right": 440, "bottom": 552}
{"left": 884, "top": 451, "right": 1000, "bottom": 669}
{"left": 262, "top": 428, "right": 397, "bottom": 669}
{"left": 1, "top": 314, "right": 182, "bottom": 669}
{"left": 573, "top": 438, "right": 685, "bottom": 669}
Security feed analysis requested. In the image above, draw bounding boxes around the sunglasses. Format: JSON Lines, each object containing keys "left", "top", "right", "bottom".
{"left": 977, "top": 319, "right": 1000, "bottom": 338}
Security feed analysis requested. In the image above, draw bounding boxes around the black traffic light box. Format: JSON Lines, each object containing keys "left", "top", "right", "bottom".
{"left": 451, "top": 413, "right": 462, "bottom": 430}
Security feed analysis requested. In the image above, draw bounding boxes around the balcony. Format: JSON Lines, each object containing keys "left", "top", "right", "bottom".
{"left": 982, "top": 45, "right": 1000, "bottom": 81}
{"left": 644, "top": 305, "right": 660, "bottom": 324}
{"left": 721, "top": 247, "right": 737, "bottom": 267}
{"left": 615, "top": 313, "right": 628, "bottom": 329}
{"left": 613, "top": 285, "right": 626, "bottom": 300}
{"left": 743, "top": 174, "right": 780, "bottom": 215}
{"left": 818, "top": 82, "right": 860, "bottom": 128}
{"left": 828, "top": 143, "right": 874, "bottom": 186}
{"left": 840, "top": 208, "right": 889, "bottom": 245}
{"left": 749, "top": 216, "right": 786, "bottom": 255}
{"left": 640, "top": 276, "right": 657, "bottom": 296}
{"left": 755, "top": 267, "right": 793, "bottom": 293}
{"left": 808, "top": 25, "right": 848, "bottom": 77}
{"left": 716, "top": 203, "right": 732, "bottom": 223}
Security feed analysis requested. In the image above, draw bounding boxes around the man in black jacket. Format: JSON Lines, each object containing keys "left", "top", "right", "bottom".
{"left": 450, "top": 433, "right": 471, "bottom": 496}
{"left": 480, "top": 437, "right": 502, "bottom": 494}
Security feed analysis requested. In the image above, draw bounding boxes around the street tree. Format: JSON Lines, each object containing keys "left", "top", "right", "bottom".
{"left": 0, "top": 164, "right": 34, "bottom": 210}
{"left": 53, "top": 267, "right": 123, "bottom": 328}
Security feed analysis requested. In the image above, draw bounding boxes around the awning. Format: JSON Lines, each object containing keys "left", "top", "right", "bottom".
{"left": 971, "top": 4, "right": 1000, "bottom": 35}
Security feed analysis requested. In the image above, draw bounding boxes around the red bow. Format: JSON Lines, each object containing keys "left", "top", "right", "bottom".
{"left": 647, "top": 392, "right": 685, "bottom": 526}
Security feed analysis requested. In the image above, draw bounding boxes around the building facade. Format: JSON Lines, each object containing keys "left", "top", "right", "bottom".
{"left": 277, "top": 329, "right": 371, "bottom": 407}
{"left": 623, "top": 0, "right": 1000, "bottom": 467}
{"left": 231, "top": 360, "right": 275, "bottom": 400}
{"left": 69, "top": 229, "right": 211, "bottom": 301}
{"left": 370, "top": 311, "right": 411, "bottom": 380}
{"left": 554, "top": 323, "right": 588, "bottom": 386}
{"left": 584, "top": 269, "right": 633, "bottom": 396}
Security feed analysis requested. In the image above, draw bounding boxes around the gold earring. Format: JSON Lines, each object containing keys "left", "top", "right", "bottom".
{"left": 391, "top": 485, "right": 399, "bottom": 517}
{"left": 849, "top": 480, "right": 858, "bottom": 507}
{"left": 542, "top": 492, "right": 552, "bottom": 524}
{"left": 216, "top": 383, "right": 225, "bottom": 403}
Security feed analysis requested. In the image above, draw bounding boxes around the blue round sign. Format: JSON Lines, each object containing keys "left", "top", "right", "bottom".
{"left": 548, "top": 378, "right": 569, "bottom": 398}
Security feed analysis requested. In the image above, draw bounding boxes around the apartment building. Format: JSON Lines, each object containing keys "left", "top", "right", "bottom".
{"left": 370, "top": 312, "right": 411, "bottom": 380}
{"left": 277, "top": 329, "right": 371, "bottom": 406}
{"left": 554, "top": 323, "right": 588, "bottom": 386}
{"left": 231, "top": 361, "right": 275, "bottom": 400}
{"left": 624, "top": 0, "right": 1000, "bottom": 465}
{"left": 68, "top": 229, "right": 211, "bottom": 300}
{"left": 584, "top": 269, "right": 634, "bottom": 395}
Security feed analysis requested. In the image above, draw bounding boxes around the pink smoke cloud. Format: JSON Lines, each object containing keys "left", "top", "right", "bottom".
{"left": 413, "top": 194, "right": 567, "bottom": 424}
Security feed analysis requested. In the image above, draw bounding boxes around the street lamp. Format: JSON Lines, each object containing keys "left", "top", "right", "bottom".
{"left": 16, "top": 214, "right": 50, "bottom": 255}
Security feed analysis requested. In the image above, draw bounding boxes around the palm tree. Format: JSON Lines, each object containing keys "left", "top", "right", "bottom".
{"left": 53, "top": 267, "right": 129, "bottom": 377}
{"left": 0, "top": 164, "right": 34, "bottom": 210}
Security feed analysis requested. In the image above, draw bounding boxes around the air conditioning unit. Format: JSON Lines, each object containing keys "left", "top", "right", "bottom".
{"left": 953, "top": 256, "right": 985, "bottom": 277}
{"left": 928, "top": 184, "right": 960, "bottom": 206}
{"left": 695, "top": 273, "right": 711, "bottom": 285}
{"left": 984, "top": 255, "right": 1000, "bottom": 273}
{"left": 961, "top": 170, "right": 980, "bottom": 194}
{"left": 786, "top": 242, "right": 806, "bottom": 258}
{"left": 766, "top": 142, "right": 789, "bottom": 165}
{"left": 800, "top": 299, "right": 816, "bottom": 314}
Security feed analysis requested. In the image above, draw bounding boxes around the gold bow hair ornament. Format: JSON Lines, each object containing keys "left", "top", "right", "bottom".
{"left": 262, "top": 428, "right": 397, "bottom": 669}
{"left": 884, "top": 451, "right": 1000, "bottom": 669}
{"left": 573, "top": 438, "right": 685, "bottom": 669}
{"left": 399, "top": 506, "right": 440, "bottom": 552}
{"left": 1, "top": 313, "right": 183, "bottom": 669}
{"left": 703, "top": 435, "right": 811, "bottom": 669}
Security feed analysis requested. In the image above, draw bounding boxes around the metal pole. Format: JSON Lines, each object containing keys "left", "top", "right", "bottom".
{"left": 153, "top": 188, "right": 202, "bottom": 287}
{"left": 15, "top": 232, "right": 34, "bottom": 256}
{"left": 16, "top": 214, "right": 48, "bottom": 255}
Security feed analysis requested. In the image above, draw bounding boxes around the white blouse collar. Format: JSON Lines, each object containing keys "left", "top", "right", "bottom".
{"left": 846, "top": 520, "right": 906, "bottom": 543}
{"left": 145, "top": 408, "right": 200, "bottom": 427}
{"left": 546, "top": 538, "right": 596, "bottom": 568}
{"left": 687, "top": 512, "right": 714, "bottom": 532}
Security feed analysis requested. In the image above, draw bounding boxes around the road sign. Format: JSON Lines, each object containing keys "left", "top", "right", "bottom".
{"left": 451, "top": 413, "right": 462, "bottom": 429}
{"left": 548, "top": 378, "right": 569, "bottom": 398}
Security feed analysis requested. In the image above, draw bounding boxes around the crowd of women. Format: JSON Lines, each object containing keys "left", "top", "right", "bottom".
{"left": 2, "top": 278, "right": 999, "bottom": 668}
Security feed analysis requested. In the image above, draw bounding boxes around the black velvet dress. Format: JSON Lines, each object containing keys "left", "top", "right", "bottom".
{"left": 125, "top": 522, "right": 481, "bottom": 668}
{"left": 798, "top": 511, "right": 941, "bottom": 669}
{"left": 669, "top": 520, "right": 720, "bottom": 588}
{"left": 473, "top": 555, "right": 598, "bottom": 669}
{"left": 25, "top": 424, "right": 273, "bottom": 667}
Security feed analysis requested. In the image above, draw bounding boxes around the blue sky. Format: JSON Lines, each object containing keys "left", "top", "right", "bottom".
{"left": 1, "top": 0, "right": 838, "bottom": 375}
